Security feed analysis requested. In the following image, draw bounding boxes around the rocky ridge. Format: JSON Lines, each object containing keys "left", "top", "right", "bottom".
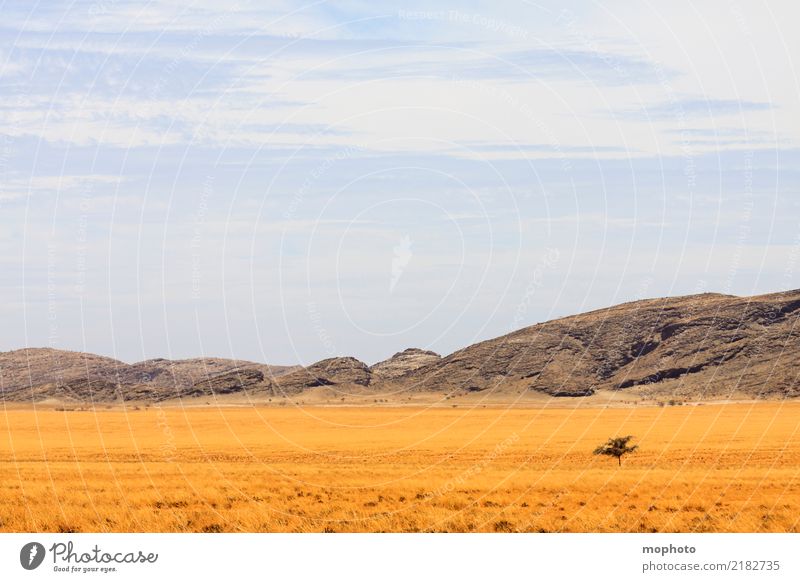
{"left": 2, "top": 289, "right": 799, "bottom": 402}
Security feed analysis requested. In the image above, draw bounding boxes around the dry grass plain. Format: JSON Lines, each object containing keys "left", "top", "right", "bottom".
{"left": 1, "top": 402, "right": 799, "bottom": 533}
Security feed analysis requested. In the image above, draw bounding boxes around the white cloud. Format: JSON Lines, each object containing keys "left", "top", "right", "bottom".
{"left": 2, "top": 0, "right": 798, "bottom": 362}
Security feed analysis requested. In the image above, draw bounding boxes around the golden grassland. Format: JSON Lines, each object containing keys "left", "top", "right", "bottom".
{"left": 1, "top": 402, "right": 799, "bottom": 532}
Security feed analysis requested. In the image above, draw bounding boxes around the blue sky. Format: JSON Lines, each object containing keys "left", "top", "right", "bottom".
{"left": 1, "top": 0, "right": 798, "bottom": 365}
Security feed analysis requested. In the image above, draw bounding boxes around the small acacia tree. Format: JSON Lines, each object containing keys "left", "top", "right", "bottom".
{"left": 593, "top": 435, "right": 638, "bottom": 467}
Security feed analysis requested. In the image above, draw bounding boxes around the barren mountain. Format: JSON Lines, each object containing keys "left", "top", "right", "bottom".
{"left": 400, "top": 289, "right": 800, "bottom": 399}
{"left": 118, "top": 357, "right": 294, "bottom": 396}
{"left": 370, "top": 348, "right": 441, "bottom": 380}
{"left": 0, "top": 349, "right": 292, "bottom": 402}
{"left": 2, "top": 290, "right": 799, "bottom": 403}
{"left": 275, "top": 357, "right": 372, "bottom": 394}
{"left": 186, "top": 368, "right": 271, "bottom": 398}
{"left": 0, "top": 348, "right": 127, "bottom": 401}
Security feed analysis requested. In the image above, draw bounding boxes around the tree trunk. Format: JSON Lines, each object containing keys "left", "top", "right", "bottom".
{"left": 618, "top": 455, "right": 621, "bottom": 467}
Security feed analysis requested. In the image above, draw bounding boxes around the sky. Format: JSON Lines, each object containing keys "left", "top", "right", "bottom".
{"left": 1, "top": 0, "right": 798, "bottom": 366}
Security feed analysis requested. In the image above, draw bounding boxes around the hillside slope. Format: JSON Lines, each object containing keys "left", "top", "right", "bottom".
{"left": 399, "top": 290, "right": 800, "bottom": 398}
{"left": 0, "top": 349, "right": 293, "bottom": 402}
{"left": 2, "top": 290, "right": 799, "bottom": 402}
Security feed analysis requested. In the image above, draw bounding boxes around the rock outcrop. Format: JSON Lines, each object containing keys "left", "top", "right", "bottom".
{"left": 275, "top": 357, "right": 372, "bottom": 394}
{"left": 370, "top": 348, "right": 441, "bottom": 380}
{"left": 187, "top": 368, "right": 270, "bottom": 398}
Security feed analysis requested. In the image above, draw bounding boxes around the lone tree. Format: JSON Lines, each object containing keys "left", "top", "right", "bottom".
{"left": 593, "top": 435, "right": 638, "bottom": 467}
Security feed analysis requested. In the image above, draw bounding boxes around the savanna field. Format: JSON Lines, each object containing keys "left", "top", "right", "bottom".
{"left": 1, "top": 403, "right": 799, "bottom": 533}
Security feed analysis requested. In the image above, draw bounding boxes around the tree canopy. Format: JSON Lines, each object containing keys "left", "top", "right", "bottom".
{"left": 593, "top": 435, "right": 638, "bottom": 466}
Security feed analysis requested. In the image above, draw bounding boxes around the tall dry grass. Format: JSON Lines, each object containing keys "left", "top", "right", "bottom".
{"left": 1, "top": 403, "right": 798, "bottom": 532}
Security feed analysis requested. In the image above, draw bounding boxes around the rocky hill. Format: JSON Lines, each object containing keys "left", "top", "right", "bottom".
{"left": 0, "top": 349, "right": 294, "bottom": 402}
{"left": 2, "top": 289, "right": 799, "bottom": 403}
{"left": 400, "top": 289, "right": 800, "bottom": 399}
{"left": 275, "top": 357, "right": 372, "bottom": 394}
{"left": 370, "top": 348, "right": 441, "bottom": 380}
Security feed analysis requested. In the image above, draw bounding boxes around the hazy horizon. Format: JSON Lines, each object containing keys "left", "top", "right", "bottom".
{"left": 2, "top": 1, "right": 799, "bottom": 366}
